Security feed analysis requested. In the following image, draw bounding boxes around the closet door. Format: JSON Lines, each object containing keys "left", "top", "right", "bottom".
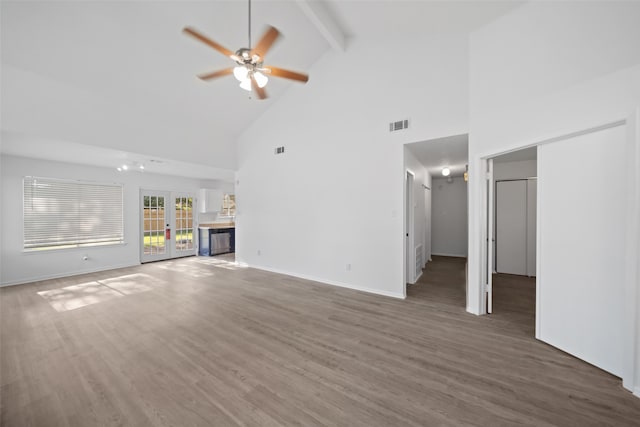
{"left": 496, "top": 180, "right": 527, "bottom": 275}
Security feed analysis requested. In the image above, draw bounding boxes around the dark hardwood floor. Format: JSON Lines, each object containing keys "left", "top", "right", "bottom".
{"left": 1, "top": 254, "right": 639, "bottom": 426}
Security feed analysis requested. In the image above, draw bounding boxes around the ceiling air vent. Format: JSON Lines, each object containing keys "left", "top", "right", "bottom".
{"left": 274, "top": 146, "right": 285, "bottom": 155}
{"left": 389, "top": 119, "right": 409, "bottom": 132}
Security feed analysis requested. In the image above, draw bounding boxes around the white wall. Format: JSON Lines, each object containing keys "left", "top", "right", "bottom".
{"left": 0, "top": 155, "right": 228, "bottom": 286}
{"left": 431, "top": 177, "right": 467, "bottom": 257}
{"left": 469, "top": 0, "right": 640, "bottom": 311}
{"left": 470, "top": 2, "right": 640, "bottom": 153}
{"left": 404, "top": 147, "right": 431, "bottom": 283}
{"left": 235, "top": 33, "right": 469, "bottom": 298}
{"left": 468, "top": 1, "right": 640, "bottom": 394}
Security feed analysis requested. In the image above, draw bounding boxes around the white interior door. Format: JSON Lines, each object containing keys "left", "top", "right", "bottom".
{"left": 496, "top": 180, "right": 528, "bottom": 275}
{"left": 486, "top": 159, "right": 494, "bottom": 313}
{"left": 538, "top": 124, "right": 626, "bottom": 377}
{"left": 141, "top": 190, "right": 195, "bottom": 263}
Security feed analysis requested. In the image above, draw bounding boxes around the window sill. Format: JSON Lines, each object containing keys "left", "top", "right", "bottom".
{"left": 23, "top": 242, "right": 128, "bottom": 254}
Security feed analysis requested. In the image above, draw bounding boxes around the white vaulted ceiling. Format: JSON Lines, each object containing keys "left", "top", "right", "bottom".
{"left": 1, "top": 1, "right": 330, "bottom": 178}
{"left": 0, "top": 1, "right": 522, "bottom": 180}
{"left": 325, "top": 0, "right": 522, "bottom": 37}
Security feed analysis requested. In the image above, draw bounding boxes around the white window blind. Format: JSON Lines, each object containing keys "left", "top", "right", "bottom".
{"left": 23, "top": 177, "right": 124, "bottom": 250}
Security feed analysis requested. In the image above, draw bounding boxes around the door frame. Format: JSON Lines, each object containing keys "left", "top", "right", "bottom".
{"left": 474, "top": 112, "right": 639, "bottom": 392}
{"left": 486, "top": 159, "right": 494, "bottom": 313}
{"left": 623, "top": 108, "right": 639, "bottom": 394}
{"left": 140, "top": 189, "right": 196, "bottom": 263}
{"left": 405, "top": 169, "right": 416, "bottom": 288}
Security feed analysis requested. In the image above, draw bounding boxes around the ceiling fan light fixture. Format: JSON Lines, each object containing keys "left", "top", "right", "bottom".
{"left": 254, "top": 71, "right": 268, "bottom": 88}
{"left": 233, "top": 66, "right": 248, "bottom": 82}
{"left": 183, "top": 0, "right": 309, "bottom": 100}
{"left": 239, "top": 79, "right": 252, "bottom": 91}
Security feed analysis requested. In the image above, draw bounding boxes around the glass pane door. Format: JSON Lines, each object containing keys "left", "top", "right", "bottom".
{"left": 141, "top": 191, "right": 170, "bottom": 263}
{"left": 174, "top": 195, "right": 195, "bottom": 255}
{"left": 141, "top": 190, "right": 195, "bottom": 263}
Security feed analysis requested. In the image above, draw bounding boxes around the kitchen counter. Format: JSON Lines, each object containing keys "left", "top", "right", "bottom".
{"left": 198, "top": 223, "right": 235, "bottom": 229}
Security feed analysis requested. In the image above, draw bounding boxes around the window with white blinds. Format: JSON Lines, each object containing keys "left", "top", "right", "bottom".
{"left": 23, "top": 177, "right": 124, "bottom": 250}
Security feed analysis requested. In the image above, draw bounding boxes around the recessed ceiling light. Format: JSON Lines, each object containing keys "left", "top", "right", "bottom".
{"left": 442, "top": 167, "right": 451, "bottom": 177}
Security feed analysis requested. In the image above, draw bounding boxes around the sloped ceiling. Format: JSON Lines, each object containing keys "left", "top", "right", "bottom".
{"left": 0, "top": 1, "right": 522, "bottom": 180}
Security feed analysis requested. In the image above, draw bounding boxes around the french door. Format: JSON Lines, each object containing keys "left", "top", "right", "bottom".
{"left": 141, "top": 190, "right": 195, "bottom": 263}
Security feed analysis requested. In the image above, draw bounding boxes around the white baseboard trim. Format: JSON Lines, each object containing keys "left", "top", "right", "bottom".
{"left": 245, "top": 263, "right": 406, "bottom": 300}
{"left": 0, "top": 262, "right": 141, "bottom": 287}
{"left": 408, "top": 271, "right": 423, "bottom": 285}
{"left": 466, "top": 306, "right": 482, "bottom": 316}
{"left": 432, "top": 252, "right": 467, "bottom": 258}
{"left": 634, "top": 386, "right": 640, "bottom": 398}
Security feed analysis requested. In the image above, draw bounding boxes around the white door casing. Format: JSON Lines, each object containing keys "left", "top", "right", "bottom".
{"left": 406, "top": 170, "right": 415, "bottom": 285}
{"left": 486, "top": 159, "right": 494, "bottom": 313}
{"left": 526, "top": 179, "right": 537, "bottom": 278}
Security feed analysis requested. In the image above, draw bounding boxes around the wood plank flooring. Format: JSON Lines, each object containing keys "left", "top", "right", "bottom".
{"left": 2, "top": 254, "right": 639, "bottom": 426}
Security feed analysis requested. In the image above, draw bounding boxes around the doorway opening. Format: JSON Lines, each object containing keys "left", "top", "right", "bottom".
{"left": 487, "top": 147, "right": 537, "bottom": 334}
{"left": 403, "top": 134, "right": 469, "bottom": 301}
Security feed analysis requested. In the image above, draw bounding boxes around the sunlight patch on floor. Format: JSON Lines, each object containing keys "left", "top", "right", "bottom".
{"left": 38, "top": 273, "right": 156, "bottom": 312}
{"left": 100, "top": 273, "right": 154, "bottom": 295}
{"left": 195, "top": 257, "right": 246, "bottom": 271}
{"left": 38, "top": 281, "right": 123, "bottom": 312}
{"left": 155, "top": 261, "right": 216, "bottom": 278}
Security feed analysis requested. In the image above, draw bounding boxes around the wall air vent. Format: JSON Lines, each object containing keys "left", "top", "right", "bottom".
{"left": 274, "top": 146, "right": 285, "bottom": 155}
{"left": 389, "top": 119, "right": 410, "bottom": 132}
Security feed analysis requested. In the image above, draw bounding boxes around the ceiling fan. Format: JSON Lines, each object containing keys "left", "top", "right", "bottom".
{"left": 183, "top": 0, "right": 309, "bottom": 100}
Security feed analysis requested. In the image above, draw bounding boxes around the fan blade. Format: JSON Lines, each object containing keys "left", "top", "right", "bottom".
{"left": 197, "top": 68, "right": 234, "bottom": 81}
{"left": 265, "top": 66, "right": 309, "bottom": 83}
{"left": 250, "top": 75, "right": 268, "bottom": 100}
{"left": 183, "top": 27, "right": 235, "bottom": 59}
{"left": 250, "top": 26, "right": 280, "bottom": 59}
